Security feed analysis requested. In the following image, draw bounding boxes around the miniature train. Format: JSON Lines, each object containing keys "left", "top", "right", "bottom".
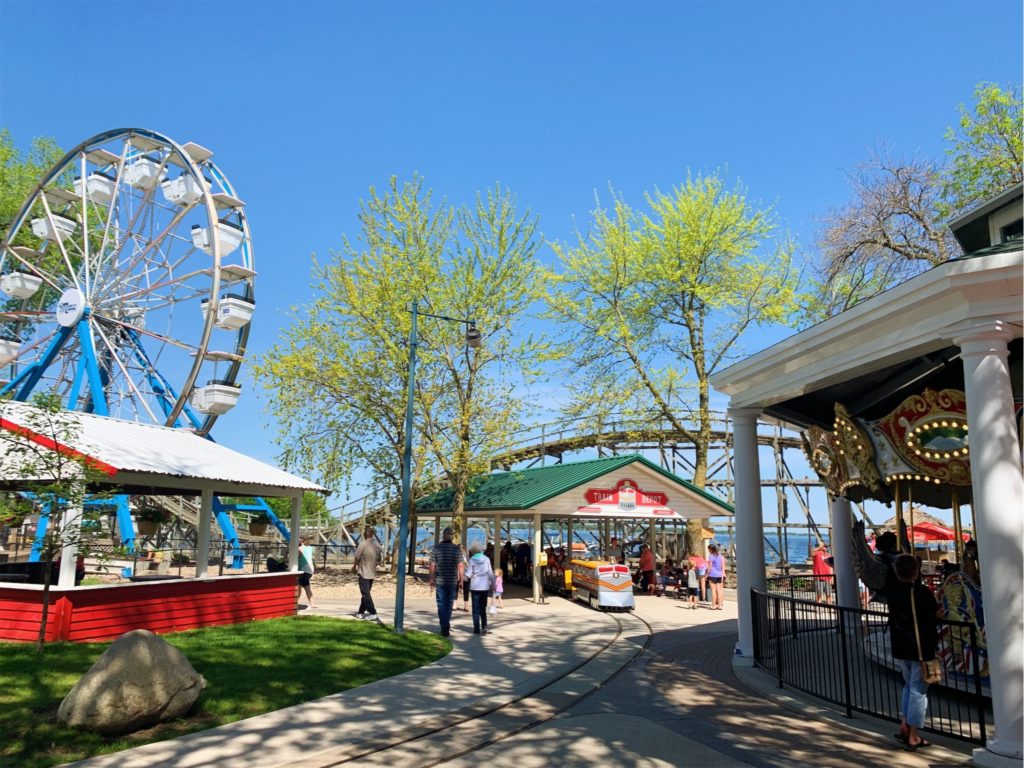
{"left": 542, "top": 558, "right": 635, "bottom": 611}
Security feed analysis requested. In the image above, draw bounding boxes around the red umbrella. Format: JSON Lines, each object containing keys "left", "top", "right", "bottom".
{"left": 910, "top": 520, "right": 968, "bottom": 542}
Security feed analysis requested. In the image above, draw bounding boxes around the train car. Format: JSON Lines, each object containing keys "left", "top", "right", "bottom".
{"left": 569, "top": 559, "right": 635, "bottom": 611}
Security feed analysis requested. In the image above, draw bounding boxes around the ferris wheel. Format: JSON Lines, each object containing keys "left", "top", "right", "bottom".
{"left": 0, "top": 128, "right": 255, "bottom": 437}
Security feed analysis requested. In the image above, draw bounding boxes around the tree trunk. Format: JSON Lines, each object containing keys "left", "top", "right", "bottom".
{"left": 684, "top": 402, "right": 712, "bottom": 557}
{"left": 36, "top": 555, "right": 53, "bottom": 653}
{"left": 450, "top": 483, "right": 467, "bottom": 545}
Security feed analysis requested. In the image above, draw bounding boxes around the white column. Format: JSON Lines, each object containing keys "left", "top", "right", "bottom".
{"left": 729, "top": 406, "right": 766, "bottom": 664}
{"left": 829, "top": 496, "right": 857, "bottom": 608}
{"left": 195, "top": 488, "right": 213, "bottom": 578}
{"left": 954, "top": 324, "right": 1024, "bottom": 764}
{"left": 57, "top": 497, "right": 83, "bottom": 589}
{"left": 288, "top": 495, "right": 301, "bottom": 569}
{"left": 532, "top": 512, "right": 542, "bottom": 603}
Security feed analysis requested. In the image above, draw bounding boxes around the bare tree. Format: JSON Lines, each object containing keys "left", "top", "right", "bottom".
{"left": 809, "top": 147, "right": 961, "bottom": 319}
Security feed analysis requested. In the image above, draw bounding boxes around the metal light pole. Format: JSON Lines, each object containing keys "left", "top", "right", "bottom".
{"left": 393, "top": 301, "right": 480, "bottom": 634}
{"left": 393, "top": 301, "right": 419, "bottom": 634}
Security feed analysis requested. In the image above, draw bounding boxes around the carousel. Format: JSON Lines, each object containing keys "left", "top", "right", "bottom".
{"left": 711, "top": 183, "right": 1022, "bottom": 766}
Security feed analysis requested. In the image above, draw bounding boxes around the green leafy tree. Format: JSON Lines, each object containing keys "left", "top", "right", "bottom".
{"left": 0, "top": 129, "right": 63, "bottom": 234}
{"left": 942, "top": 82, "right": 1023, "bottom": 217}
{"left": 0, "top": 394, "right": 107, "bottom": 652}
{"left": 223, "top": 493, "right": 329, "bottom": 526}
{"left": 1, "top": 131, "right": 64, "bottom": 342}
{"left": 546, "top": 173, "right": 799, "bottom": 555}
{"left": 255, "top": 175, "right": 546, "bottom": 547}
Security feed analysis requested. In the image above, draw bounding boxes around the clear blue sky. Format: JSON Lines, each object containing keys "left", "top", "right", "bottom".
{"left": 1, "top": 1, "right": 1021, "bottom": 509}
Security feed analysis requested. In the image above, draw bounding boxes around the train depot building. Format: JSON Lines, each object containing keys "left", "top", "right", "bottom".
{"left": 414, "top": 453, "right": 734, "bottom": 604}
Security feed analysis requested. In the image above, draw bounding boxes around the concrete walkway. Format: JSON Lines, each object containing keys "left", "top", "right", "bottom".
{"left": 67, "top": 590, "right": 978, "bottom": 768}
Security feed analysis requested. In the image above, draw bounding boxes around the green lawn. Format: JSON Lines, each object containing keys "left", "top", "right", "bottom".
{"left": 0, "top": 616, "right": 450, "bottom": 768}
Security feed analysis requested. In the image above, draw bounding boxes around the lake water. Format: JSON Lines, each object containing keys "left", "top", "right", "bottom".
{"left": 406, "top": 525, "right": 832, "bottom": 566}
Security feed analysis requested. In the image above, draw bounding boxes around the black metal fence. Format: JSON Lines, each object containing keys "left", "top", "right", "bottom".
{"left": 751, "top": 590, "right": 990, "bottom": 744}
{"left": 766, "top": 574, "right": 835, "bottom": 602}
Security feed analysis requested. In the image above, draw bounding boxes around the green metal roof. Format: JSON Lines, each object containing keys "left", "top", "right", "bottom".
{"left": 955, "top": 238, "right": 1023, "bottom": 260}
{"left": 414, "top": 454, "right": 734, "bottom": 515}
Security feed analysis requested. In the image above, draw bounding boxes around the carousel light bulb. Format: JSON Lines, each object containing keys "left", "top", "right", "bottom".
{"left": 941, "top": 420, "right": 948, "bottom": 427}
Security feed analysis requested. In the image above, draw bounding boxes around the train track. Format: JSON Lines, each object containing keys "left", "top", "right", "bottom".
{"left": 288, "top": 610, "right": 654, "bottom": 767}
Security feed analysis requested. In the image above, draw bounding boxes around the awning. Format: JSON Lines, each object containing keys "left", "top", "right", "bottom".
{"left": 0, "top": 401, "right": 325, "bottom": 498}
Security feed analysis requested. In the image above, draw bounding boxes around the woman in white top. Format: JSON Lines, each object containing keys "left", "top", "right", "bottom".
{"left": 466, "top": 542, "right": 496, "bottom": 635}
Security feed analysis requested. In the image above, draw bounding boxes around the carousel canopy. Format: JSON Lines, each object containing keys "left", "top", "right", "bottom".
{"left": 711, "top": 185, "right": 1023, "bottom": 509}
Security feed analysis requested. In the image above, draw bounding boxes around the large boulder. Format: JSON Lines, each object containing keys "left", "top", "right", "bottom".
{"left": 57, "top": 629, "right": 206, "bottom": 735}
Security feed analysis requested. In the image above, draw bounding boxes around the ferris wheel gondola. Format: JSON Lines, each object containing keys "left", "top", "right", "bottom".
{"left": 0, "top": 128, "right": 255, "bottom": 437}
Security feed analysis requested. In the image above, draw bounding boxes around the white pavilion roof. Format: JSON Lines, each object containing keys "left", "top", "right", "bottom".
{"left": 0, "top": 402, "right": 324, "bottom": 497}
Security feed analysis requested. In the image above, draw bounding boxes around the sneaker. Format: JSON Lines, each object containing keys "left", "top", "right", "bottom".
{"left": 441, "top": 627, "right": 450, "bottom": 637}
{"left": 362, "top": 613, "right": 378, "bottom": 621}
{"left": 353, "top": 612, "right": 365, "bottom": 619}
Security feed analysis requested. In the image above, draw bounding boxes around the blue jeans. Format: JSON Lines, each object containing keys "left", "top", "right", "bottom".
{"left": 435, "top": 582, "right": 457, "bottom": 633}
{"left": 471, "top": 589, "right": 490, "bottom": 632}
{"left": 897, "top": 659, "right": 929, "bottom": 728}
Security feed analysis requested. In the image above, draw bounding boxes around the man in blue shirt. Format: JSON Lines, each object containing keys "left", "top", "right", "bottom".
{"left": 429, "top": 526, "right": 464, "bottom": 637}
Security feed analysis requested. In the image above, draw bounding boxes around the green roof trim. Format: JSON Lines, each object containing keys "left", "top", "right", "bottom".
{"left": 414, "top": 454, "right": 734, "bottom": 515}
{"left": 955, "top": 238, "right": 1023, "bottom": 260}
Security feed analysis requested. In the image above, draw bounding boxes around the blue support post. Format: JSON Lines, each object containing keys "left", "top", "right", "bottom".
{"left": 75, "top": 316, "right": 109, "bottom": 416}
{"left": 3, "top": 324, "right": 75, "bottom": 400}
{"left": 211, "top": 496, "right": 245, "bottom": 569}
{"left": 112, "top": 495, "right": 135, "bottom": 553}
{"left": 28, "top": 500, "right": 51, "bottom": 562}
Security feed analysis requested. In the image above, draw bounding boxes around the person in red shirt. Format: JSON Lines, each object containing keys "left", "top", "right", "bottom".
{"left": 639, "top": 543, "right": 656, "bottom": 595}
{"left": 812, "top": 540, "right": 834, "bottom": 604}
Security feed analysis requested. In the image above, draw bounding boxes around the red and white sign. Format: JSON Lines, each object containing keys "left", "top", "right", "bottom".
{"left": 576, "top": 478, "right": 680, "bottom": 518}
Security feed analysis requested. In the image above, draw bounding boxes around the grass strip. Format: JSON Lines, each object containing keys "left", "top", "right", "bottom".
{"left": 0, "top": 615, "right": 449, "bottom": 768}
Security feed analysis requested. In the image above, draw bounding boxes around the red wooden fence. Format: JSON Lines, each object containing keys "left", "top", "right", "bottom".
{"left": 0, "top": 573, "right": 299, "bottom": 643}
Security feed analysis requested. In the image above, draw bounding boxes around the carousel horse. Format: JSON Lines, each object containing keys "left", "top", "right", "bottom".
{"left": 938, "top": 571, "right": 988, "bottom": 678}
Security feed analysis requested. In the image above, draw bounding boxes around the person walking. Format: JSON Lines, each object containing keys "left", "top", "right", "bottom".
{"left": 460, "top": 544, "right": 472, "bottom": 612}
{"left": 639, "top": 543, "right": 656, "bottom": 595}
{"left": 465, "top": 541, "right": 496, "bottom": 635}
{"left": 493, "top": 568, "right": 505, "bottom": 610}
{"left": 296, "top": 535, "right": 315, "bottom": 609}
{"left": 429, "top": 526, "right": 464, "bottom": 638}
{"left": 812, "top": 540, "right": 834, "bottom": 604}
{"left": 707, "top": 543, "right": 726, "bottom": 610}
{"left": 686, "top": 563, "right": 700, "bottom": 609}
{"left": 879, "top": 553, "right": 941, "bottom": 751}
{"left": 352, "top": 526, "right": 383, "bottom": 621}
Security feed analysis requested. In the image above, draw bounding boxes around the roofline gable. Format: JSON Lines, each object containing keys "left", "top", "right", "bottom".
{"left": 415, "top": 454, "right": 734, "bottom": 515}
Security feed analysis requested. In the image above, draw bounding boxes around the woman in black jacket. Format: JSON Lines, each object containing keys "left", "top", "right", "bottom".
{"left": 879, "top": 553, "right": 941, "bottom": 750}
